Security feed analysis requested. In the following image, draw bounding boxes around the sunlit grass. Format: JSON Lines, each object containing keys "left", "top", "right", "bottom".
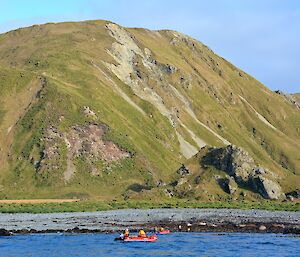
{"left": 0, "top": 200, "right": 298, "bottom": 213}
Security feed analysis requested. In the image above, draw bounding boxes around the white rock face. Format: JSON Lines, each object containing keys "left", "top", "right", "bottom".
{"left": 176, "top": 131, "right": 198, "bottom": 158}
{"left": 239, "top": 95, "right": 277, "bottom": 131}
{"left": 91, "top": 60, "right": 146, "bottom": 115}
{"left": 104, "top": 23, "right": 230, "bottom": 158}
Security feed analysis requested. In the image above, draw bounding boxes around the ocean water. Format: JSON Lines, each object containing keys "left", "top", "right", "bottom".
{"left": 0, "top": 232, "right": 299, "bottom": 257}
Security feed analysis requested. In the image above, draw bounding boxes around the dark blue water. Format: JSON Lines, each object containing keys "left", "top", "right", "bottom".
{"left": 0, "top": 232, "right": 299, "bottom": 257}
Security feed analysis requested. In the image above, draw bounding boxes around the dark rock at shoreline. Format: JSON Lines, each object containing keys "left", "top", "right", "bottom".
{"left": 1, "top": 221, "right": 299, "bottom": 236}
{"left": 0, "top": 208, "right": 299, "bottom": 236}
{"left": 0, "top": 229, "right": 11, "bottom": 236}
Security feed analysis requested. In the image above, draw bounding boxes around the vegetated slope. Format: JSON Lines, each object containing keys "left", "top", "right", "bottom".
{"left": 274, "top": 90, "right": 300, "bottom": 109}
{"left": 0, "top": 20, "right": 299, "bottom": 201}
{"left": 293, "top": 93, "right": 300, "bottom": 102}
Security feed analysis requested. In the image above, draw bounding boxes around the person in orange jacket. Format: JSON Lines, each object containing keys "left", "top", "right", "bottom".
{"left": 138, "top": 229, "right": 146, "bottom": 238}
{"left": 123, "top": 229, "right": 129, "bottom": 238}
{"left": 119, "top": 228, "right": 129, "bottom": 240}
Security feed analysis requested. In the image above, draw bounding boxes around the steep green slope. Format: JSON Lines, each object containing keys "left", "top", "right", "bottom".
{"left": 293, "top": 93, "right": 300, "bottom": 102}
{"left": 0, "top": 20, "right": 299, "bottom": 200}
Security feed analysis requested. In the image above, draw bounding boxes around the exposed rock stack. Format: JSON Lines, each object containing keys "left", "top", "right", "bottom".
{"left": 202, "top": 145, "right": 284, "bottom": 200}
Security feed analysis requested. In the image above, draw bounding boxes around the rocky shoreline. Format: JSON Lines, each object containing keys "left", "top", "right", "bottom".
{"left": 0, "top": 208, "right": 299, "bottom": 236}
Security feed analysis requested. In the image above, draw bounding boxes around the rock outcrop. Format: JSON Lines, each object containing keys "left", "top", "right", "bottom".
{"left": 249, "top": 175, "right": 283, "bottom": 200}
{"left": 202, "top": 145, "right": 255, "bottom": 183}
{"left": 202, "top": 145, "right": 284, "bottom": 199}
{"left": 275, "top": 90, "right": 300, "bottom": 109}
{"left": 177, "top": 164, "right": 190, "bottom": 176}
{"left": 285, "top": 189, "right": 300, "bottom": 201}
{"left": 217, "top": 176, "right": 238, "bottom": 195}
{"left": 82, "top": 106, "right": 97, "bottom": 118}
{"left": 37, "top": 123, "right": 131, "bottom": 181}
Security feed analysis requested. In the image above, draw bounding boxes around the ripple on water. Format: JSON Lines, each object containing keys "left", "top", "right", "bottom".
{"left": 0, "top": 232, "right": 299, "bottom": 257}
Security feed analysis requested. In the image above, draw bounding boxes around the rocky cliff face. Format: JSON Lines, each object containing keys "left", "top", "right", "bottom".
{"left": 0, "top": 20, "right": 299, "bottom": 200}
{"left": 201, "top": 145, "right": 284, "bottom": 199}
{"left": 275, "top": 90, "right": 300, "bottom": 109}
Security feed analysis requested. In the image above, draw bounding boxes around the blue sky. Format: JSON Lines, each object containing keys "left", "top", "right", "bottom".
{"left": 0, "top": 0, "right": 299, "bottom": 93}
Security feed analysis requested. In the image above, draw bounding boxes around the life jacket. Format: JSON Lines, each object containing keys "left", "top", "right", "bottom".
{"left": 138, "top": 230, "right": 146, "bottom": 237}
{"left": 124, "top": 231, "right": 129, "bottom": 237}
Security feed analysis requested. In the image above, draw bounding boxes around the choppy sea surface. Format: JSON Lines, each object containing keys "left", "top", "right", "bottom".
{"left": 0, "top": 232, "right": 299, "bottom": 257}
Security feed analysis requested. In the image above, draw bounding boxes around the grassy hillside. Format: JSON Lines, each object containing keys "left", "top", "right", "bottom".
{"left": 0, "top": 20, "right": 299, "bottom": 201}
{"left": 293, "top": 93, "right": 300, "bottom": 102}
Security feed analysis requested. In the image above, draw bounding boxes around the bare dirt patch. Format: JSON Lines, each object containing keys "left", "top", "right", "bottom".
{"left": 40, "top": 123, "right": 131, "bottom": 181}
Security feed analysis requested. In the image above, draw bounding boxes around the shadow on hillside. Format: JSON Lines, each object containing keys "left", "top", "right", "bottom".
{"left": 127, "top": 183, "right": 152, "bottom": 192}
